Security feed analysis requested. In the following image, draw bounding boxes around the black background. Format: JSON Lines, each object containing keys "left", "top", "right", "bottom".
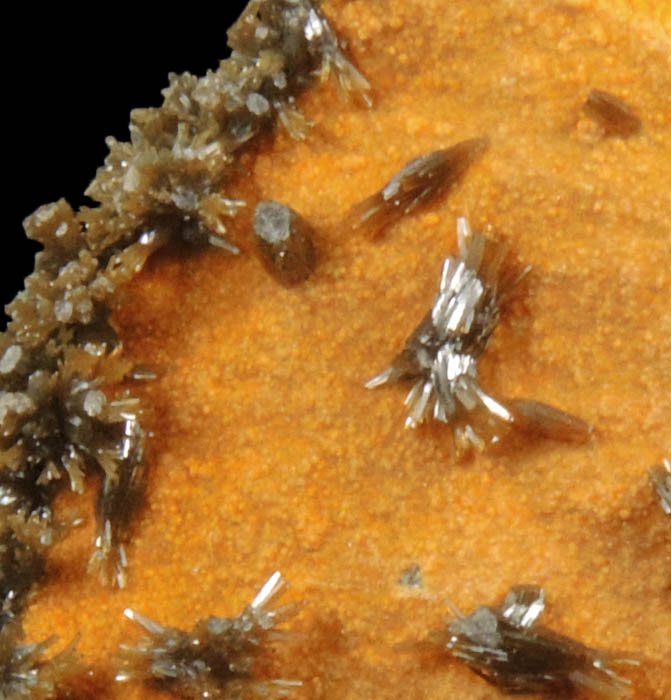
{"left": 4, "top": 2, "right": 249, "bottom": 327}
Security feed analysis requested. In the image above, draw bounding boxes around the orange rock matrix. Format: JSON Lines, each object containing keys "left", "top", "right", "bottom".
{"left": 18, "top": 0, "right": 671, "bottom": 698}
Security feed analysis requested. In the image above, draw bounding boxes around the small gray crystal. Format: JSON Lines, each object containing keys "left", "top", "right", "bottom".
{"left": 273, "top": 71, "right": 288, "bottom": 90}
{"left": 255, "top": 201, "right": 292, "bottom": 244}
{"left": 83, "top": 390, "right": 107, "bottom": 418}
{"left": 442, "top": 586, "right": 638, "bottom": 696}
{"left": 54, "top": 299, "right": 74, "bottom": 323}
{"left": 450, "top": 606, "right": 502, "bottom": 648}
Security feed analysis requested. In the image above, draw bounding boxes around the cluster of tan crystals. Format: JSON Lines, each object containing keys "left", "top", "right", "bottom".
{"left": 2, "top": 0, "right": 671, "bottom": 698}
{"left": 1, "top": 0, "right": 369, "bottom": 695}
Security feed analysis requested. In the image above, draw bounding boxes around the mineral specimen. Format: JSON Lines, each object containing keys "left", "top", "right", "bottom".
{"left": 431, "top": 585, "right": 638, "bottom": 698}
{"left": 116, "top": 571, "right": 301, "bottom": 698}
{"left": 253, "top": 201, "right": 316, "bottom": 285}
{"left": 349, "top": 138, "right": 489, "bottom": 237}
{"left": 649, "top": 458, "right": 671, "bottom": 515}
{"left": 582, "top": 89, "right": 642, "bottom": 137}
{"left": 366, "top": 217, "right": 592, "bottom": 452}
{"left": 7, "top": 0, "right": 670, "bottom": 698}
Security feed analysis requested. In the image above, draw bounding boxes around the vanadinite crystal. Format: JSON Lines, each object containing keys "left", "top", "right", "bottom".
{"left": 6, "top": 0, "right": 671, "bottom": 698}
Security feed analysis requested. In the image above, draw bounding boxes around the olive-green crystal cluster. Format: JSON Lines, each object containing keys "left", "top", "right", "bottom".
{"left": 1, "top": 1, "right": 368, "bottom": 695}
{"left": 2, "top": 0, "right": 367, "bottom": 588}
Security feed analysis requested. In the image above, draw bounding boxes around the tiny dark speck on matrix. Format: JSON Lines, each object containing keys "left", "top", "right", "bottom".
{"left": 5, "top": 1, "right": 250, "bottom": 327}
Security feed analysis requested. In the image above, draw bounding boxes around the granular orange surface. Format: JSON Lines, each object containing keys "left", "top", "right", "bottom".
{"left": 23, "top": 1, "right": 670, "bottom": 698}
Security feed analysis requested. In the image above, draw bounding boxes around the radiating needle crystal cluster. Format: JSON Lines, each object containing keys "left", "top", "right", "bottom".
{"left": 367, "top": 217, "right": 592, "bottom": 452}
{"left": 116, "top": 572, "right": 301, "bottom": 699}
{"left": 367, "top": 217, "right": 513, "bottom": 442}
{"left": 435, "top": 585, "right": 637, "bottom": 698}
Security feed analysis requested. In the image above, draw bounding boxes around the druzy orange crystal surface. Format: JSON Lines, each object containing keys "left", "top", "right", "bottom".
{"left": 15, "top": 0, "right": 671, "bottom": 698}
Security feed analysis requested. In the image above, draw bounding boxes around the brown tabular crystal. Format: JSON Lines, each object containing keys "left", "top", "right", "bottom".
{"left": 254, "top": 201, "right": 317, "bottom": 285}
{"left": 583, "top": 89, "right": 642, "bottom": 137}
{"left": 505, "top": 398, "right": 593, "bottom": 444}
{"left": 348, "top": 138, "right": 489, "bottom": 237}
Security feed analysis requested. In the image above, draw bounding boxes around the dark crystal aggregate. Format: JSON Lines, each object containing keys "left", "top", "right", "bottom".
{"left": 116, "top": 572, "right": 301, "bottom": 699}
{"left": 435, "top": 585, "right": 637, "bottom": 698}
